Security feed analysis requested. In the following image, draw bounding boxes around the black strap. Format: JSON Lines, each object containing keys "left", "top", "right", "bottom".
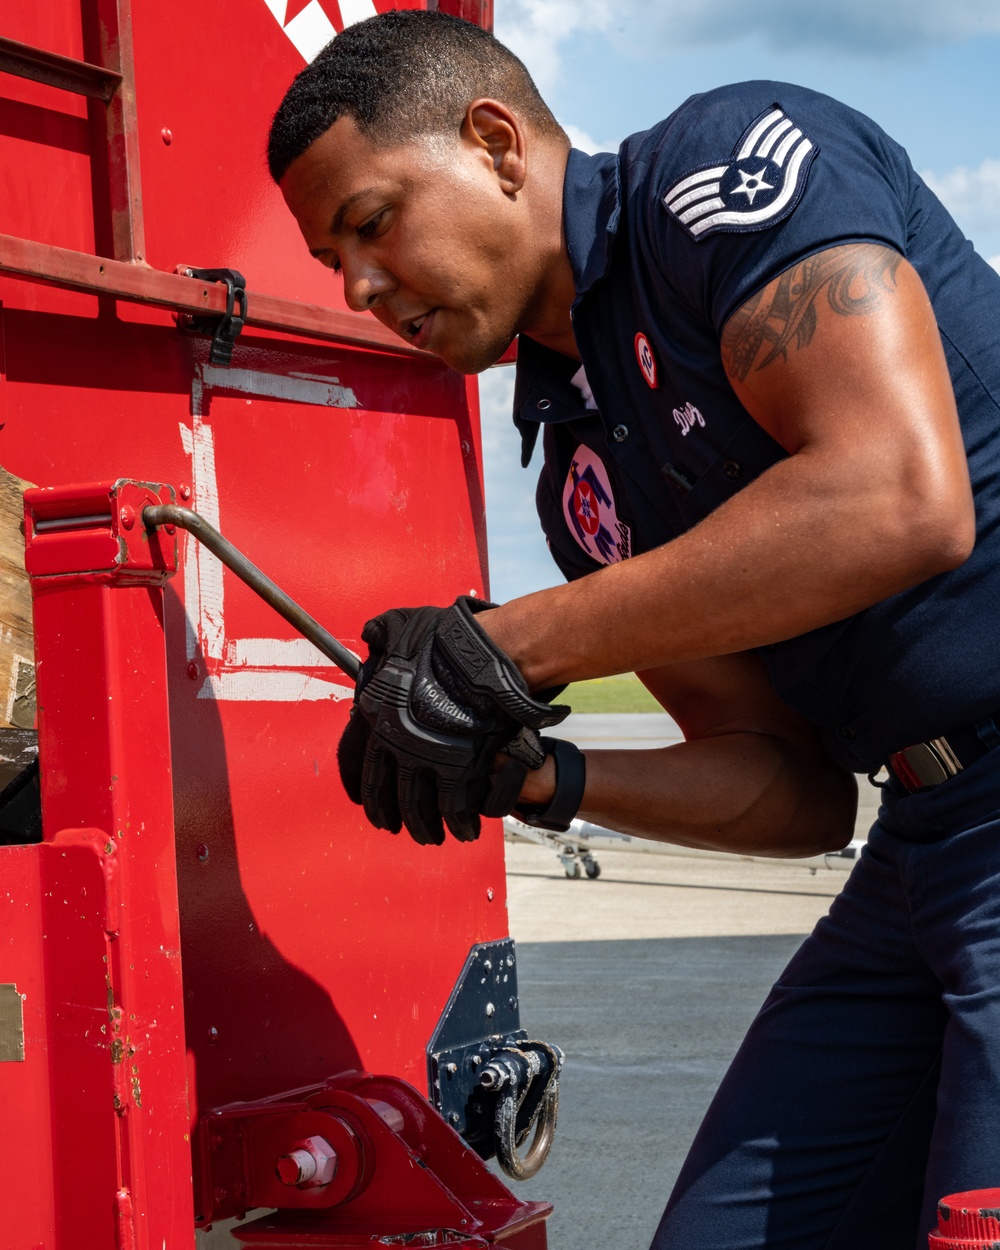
{"left": 514, "top": 737, "right": 586, "bottom": 833}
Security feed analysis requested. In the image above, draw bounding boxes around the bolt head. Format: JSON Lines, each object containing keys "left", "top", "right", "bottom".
{"left": 179, "top": 483, "right": 191, "bottom": 500}
{"left": 276, "top": 1149, "right": 314, "bottom": 1186}
{"left": 119, "top": 505, "right": 135, "bottom": 530}
{"left": 277, "top": 1136, "right": 337, "bottom": 1188}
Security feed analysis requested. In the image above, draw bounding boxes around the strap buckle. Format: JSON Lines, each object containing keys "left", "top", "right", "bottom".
{"left": 888, "top": 737, "right": 963, "bottom": 792}
{"left": 179, "top": 266, "right": 247, "bottom": 366}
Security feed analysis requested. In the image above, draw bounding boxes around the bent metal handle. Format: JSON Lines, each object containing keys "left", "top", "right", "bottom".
{"left": 142, "top": 504, "right": 361, "bottom": 680}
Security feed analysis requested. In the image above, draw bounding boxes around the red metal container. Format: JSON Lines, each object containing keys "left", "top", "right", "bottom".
{"left": 929, "top": 1189, "right": 1000, "bottom": 1248}
{"left": 0, "top": 3, "right": 550, "bottom": 1247}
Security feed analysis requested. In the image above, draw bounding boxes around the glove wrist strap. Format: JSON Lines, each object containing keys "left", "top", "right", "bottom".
{"left": 514, "top": 737, "right": 586, "bottom": 833}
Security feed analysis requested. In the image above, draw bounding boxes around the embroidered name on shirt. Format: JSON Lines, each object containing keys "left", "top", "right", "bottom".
{"left": 673, "top": 402, "right": 705, "bottom": 436}
{"left": 663, "top": 104, "right": 817, "bottom": 240}
{"left": 562, "top": 446, "right": 633, "bottom": 566}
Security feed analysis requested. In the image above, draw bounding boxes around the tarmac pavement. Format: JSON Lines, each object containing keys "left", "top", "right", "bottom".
{"left": 498, "top": 711, "right": 871, "bottom": 1250}
{"left": 501, "top": 845, "right": 847, "bottom": 1250}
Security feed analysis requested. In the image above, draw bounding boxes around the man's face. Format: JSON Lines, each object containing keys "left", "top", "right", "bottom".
{"left": 280, "top": 114, "right": 534, "bottom": 373}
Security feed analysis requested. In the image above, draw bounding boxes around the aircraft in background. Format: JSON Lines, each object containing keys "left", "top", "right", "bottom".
{"left": 504, "top": 814, "right": 866, "bottom": 880}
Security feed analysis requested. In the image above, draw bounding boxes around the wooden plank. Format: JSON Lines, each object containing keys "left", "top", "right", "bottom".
{"left": 0, "top": 468, "right": 35, "bottom": 787}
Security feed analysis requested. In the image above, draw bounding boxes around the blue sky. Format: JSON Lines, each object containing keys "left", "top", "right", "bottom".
{"left": 479, "top": 1, "right": 1000, "bottom": 603}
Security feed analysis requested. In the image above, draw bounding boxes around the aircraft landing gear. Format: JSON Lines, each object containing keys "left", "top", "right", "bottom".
{"left": 559, "top": 853, "right": 582, "bottom": 879}
{"left": 557, "top": 848, "right": 601, "bottom": 880}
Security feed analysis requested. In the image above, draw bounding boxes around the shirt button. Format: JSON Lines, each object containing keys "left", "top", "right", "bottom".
{"left": 536, "top": 398, "right": 551, "bottom": 411}
{"left": 723, "top": 460, "right": 742, "bottom": 479}
{"left": 612, "top": 424, "right": 629, "bottom": 443}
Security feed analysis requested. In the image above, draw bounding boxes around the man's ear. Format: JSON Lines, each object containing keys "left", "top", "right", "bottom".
{"left": 463, "top": 99, "right": 527, "bottom": 195}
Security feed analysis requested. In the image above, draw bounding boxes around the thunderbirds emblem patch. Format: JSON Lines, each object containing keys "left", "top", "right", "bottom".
{"left": 663, "top": 105, "right": 817, "bottom": 240}
{"left": 562, "top": 446, "right": 632, "bottom": 566}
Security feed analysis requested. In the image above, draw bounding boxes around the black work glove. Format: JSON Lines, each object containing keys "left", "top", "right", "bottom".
{"left": 337, "top": 597, "right": 569, "bottom": 845}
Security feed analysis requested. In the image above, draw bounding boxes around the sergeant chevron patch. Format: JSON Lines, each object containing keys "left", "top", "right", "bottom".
{"left": 663, "top": 105, "right": 817, "bottom": 240}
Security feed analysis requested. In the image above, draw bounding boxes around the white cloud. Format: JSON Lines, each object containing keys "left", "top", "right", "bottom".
{"left": 495, "top": 0, "right": 615, "bottom": 92}
{"left": 497, "top": 0, "right": 1000, "bottom": 89}
{"left": 633, "top": 0, "right": 1000, "bottom": 55}
{"left": 560, "top": 122, "right": 621, "bottom": 154}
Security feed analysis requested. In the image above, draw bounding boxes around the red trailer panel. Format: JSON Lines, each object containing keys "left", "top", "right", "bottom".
{"left": 0, "top": 4, "right": 554, "bottom": 1246}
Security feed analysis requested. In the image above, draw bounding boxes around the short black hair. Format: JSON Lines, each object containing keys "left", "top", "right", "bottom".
{"left": 267, "top": 9, "right": 565, "bottom": 183}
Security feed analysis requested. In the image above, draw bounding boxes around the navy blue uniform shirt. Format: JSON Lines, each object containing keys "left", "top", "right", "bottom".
{"left": 514, "top": 81, "right": 1000, "bottom": 773}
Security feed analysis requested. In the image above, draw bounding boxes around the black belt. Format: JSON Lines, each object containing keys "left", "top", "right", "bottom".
{"left": 887, "top": 723, "right": 993, "bottom": 792}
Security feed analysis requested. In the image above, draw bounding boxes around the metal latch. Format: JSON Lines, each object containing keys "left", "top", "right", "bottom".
{"left": 180, "top": 266, "right": 247, "bottom": 365}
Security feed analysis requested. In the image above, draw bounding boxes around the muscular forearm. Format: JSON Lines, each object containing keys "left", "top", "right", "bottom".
{"left": 482, "top": 443, "right": 970, "bottom": 690}
{"left": 520, "top": 732, "right": 858, "bottom": 857}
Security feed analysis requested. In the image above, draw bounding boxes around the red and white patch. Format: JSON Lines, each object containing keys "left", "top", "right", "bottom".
{"left": 634, "top": 332, "right": 659, "bottom": 389}
{"left": 562, "top": 446, "right": 632, "bottom": 566}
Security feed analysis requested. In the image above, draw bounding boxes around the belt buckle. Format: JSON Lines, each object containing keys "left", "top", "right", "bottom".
{"left": 889, "top": 737, "right": 963, "bottom": 792}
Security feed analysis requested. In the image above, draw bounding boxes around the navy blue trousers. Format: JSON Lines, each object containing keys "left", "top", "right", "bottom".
{"left": 651, "top": 749, "right": 1000, "bottom": 1250}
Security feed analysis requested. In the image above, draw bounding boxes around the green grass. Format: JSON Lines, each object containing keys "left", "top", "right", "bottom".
{"left": 562, "top": 672, "right": 662, "bottom": 714}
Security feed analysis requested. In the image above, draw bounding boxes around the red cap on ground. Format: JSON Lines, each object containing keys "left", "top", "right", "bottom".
{"left": 929, "top": 1189, "right": 1000, "bottom": 1248}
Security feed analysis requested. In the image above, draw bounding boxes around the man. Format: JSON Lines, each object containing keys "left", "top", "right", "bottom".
{"left": 267, "top": 11, "right": 1000, "bottom": 1248}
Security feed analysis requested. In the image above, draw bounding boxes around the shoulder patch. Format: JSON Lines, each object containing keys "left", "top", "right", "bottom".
{"left": 562, "top": 446, "right": 632, "bottom": 566}
{"left": 663, "top": 105, "right": 817, "bottom": 241}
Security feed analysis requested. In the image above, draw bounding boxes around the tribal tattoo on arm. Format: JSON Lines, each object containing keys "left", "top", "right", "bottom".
{"left": 721, "top": 243, "right": 903, "bottom": 382}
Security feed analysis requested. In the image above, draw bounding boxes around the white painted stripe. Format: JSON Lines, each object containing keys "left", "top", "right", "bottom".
{"left": 192, "top": 416, "right": 226, "bottom": 660}
{"left": 198, "top": 671, "right": 353, "bottom": 702}
{"left": 665, "top": 164, "right": 729, "bottom": 208}
{"left": 679, "top": 196, "right": 725, "bottom": 225}
{"left": 282, "top": 0, "right": 336, "bottom": 61}
{"left": 773, "top": 126, "right": 803, "bottom": 168}
{"left": 226, "top": 637, "right": 359, "bottom": 670}
{"left": 756, "top": 117, "right": 792, "bottom": 159}
{"left": 738, "top": 108, "right": 784, "bottom": 160}
{"left": 260, "top": 0, "right": 286, "bottom": 21}
{"left": 690, "top": 138, "right": 813, "bottom": 236}
{"left": 338, "top": 0, "right": 378, "bottom": 28}
{"left": 178, "top": 423, "right": 199, "bottom": 661}
{"left": 667, "top": 182, "right": 722, "bottom": 214}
